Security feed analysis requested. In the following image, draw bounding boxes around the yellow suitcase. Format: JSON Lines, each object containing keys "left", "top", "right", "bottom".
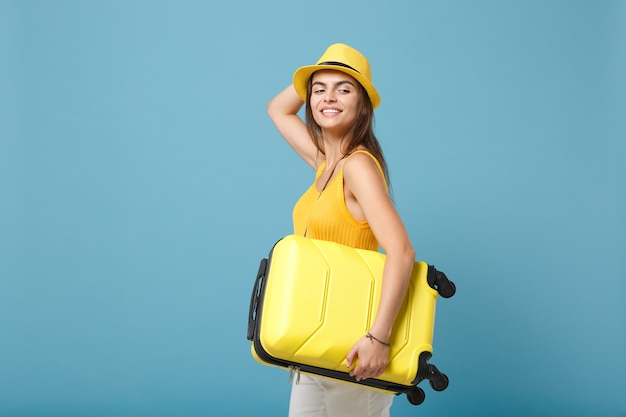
{"left": 247, "top": 235, "right": 455, "bottom": 405}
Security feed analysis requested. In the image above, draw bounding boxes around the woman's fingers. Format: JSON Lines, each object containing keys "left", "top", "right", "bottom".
{"left": 350, "top": 360, "right": 387, "bottom": 381}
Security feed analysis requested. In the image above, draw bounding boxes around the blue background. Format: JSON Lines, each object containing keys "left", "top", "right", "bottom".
{"left": 1, "top": 1, "right": 624, "bottom": 416}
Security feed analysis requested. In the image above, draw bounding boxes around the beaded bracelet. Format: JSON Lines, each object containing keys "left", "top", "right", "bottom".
{"left": 366, "top": 332, "right": 390, "bottom": 347}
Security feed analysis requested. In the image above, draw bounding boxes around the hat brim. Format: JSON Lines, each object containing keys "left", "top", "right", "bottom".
{"left": 293, "top": 64, "right": 381, "bottom": 109}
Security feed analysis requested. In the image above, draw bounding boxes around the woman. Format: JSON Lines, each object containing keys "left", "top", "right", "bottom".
{"left": 267, "top": 43, "right": 416, "bottom": 417}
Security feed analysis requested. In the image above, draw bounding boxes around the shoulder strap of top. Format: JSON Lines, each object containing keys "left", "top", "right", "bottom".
{"left": 315, "top": 160, "right": 326, "bottom": 179}
{"left": 343, "top": 150, "right": 388, "bottom": 188}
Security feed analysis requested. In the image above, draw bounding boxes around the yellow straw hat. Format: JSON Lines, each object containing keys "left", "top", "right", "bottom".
{"left": 293, "top": 43, "right": 380, "bottom": 109}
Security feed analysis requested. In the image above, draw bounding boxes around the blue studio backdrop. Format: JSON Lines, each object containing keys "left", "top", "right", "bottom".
{"left": 1, "top": 1, "right": 624, "bottom": 416}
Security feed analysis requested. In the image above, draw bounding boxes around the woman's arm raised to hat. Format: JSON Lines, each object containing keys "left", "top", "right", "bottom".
{"left": 267, "top": 85, "right": 319, "bottom": 169}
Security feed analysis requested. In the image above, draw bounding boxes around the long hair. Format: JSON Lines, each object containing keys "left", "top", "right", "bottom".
{"left": 304, "top": 75, "right": 391, "bottom": 187}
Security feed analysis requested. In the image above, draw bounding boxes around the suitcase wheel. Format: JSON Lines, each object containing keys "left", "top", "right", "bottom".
{"left": 429, "top": 372, "right": 449, "bottom": 392}
{"left": 439, "top": 279, "right": 456, "bottom": 298}
{"left": 425, "top": 363, "right": 449, "bottom": 392}
{"left": 407, "top": 386, "right": 425, "bottom": 405}
{"left": 427, "top": 266, "right": 457, "bottom": 298}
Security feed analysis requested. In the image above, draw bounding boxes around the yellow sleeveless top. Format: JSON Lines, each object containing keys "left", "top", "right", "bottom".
{"left": 292, "top": 150, "right": 387, "bottom": 251}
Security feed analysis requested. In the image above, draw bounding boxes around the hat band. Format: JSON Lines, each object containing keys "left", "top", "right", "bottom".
{"left": 317, "top": 61, "right": 360, "bottom": 74}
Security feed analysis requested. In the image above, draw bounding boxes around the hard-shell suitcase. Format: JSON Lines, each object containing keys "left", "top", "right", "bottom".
{"left": 247, "top": 235, "right": 455, "bottom": 405}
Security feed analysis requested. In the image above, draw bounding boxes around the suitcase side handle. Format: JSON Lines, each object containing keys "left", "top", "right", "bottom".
{"left": 247, "top": 258, "right": 268, "bottom": 341}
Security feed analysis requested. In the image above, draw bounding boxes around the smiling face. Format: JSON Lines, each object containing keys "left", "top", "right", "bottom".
{"left": 308, "top": 70, "right": 363, "bottom": 138}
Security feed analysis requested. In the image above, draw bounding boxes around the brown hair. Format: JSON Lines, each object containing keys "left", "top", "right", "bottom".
{"left": 304, "top": 75, "right": 391, "bottom": 187}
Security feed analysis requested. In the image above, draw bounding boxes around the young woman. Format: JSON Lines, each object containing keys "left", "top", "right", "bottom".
{"left": 267, "top": 43, "right": 416, "bottom": 417}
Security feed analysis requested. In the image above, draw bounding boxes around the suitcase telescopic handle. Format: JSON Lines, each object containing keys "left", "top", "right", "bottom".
{"left": 247, "top": 258, "right": 268, "bottom": 341}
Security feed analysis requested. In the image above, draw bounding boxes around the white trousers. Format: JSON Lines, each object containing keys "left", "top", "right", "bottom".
{"left": 288, "top": 374, "right": 394, "bottom": 417}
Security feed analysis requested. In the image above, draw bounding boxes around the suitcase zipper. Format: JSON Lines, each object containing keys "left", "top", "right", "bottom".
{"left": 288, "top": 365, "right": 301, "bottom": 385}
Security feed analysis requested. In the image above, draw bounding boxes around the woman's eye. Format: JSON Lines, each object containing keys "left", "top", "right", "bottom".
{"left": 313, "top": 88, "right": 325, "bottom": 94}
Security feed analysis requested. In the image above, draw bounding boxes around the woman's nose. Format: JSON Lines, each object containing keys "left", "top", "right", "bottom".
{"left": 324, "top": 91, "right": 336, "bottom": 102}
